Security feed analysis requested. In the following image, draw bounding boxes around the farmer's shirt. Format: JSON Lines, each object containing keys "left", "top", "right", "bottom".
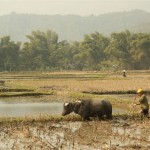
{"left": 138, "top": 94, "right": 149, "bottom": 110}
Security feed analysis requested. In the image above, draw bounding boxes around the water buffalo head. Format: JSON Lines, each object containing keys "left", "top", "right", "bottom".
{"left": 62, "top": 102, "right": 74, "bottom": 116}
{"left": 62, "top": 101, "right": 82, "bottom": 116}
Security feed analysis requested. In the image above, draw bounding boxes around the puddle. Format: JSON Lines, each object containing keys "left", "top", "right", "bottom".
{"left": 0, "top": 102, "right": 63, "bottom": 117}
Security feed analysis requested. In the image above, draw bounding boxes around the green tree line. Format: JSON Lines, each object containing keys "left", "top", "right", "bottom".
{"left": 0, "top": 30, "right": 150, "bottom": 71}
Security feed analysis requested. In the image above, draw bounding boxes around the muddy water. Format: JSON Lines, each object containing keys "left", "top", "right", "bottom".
{"left": 0, "top": 102, "right": 63, "bottom": 117}
{"left": 0, "top": 102, "right": 128, "bottom": 117}
{"left": 0, "top": 101, "right": 128, "bottom": 117}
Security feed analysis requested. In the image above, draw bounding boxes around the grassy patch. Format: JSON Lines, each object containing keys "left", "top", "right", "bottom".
{"left": 0, "top": 114, "right": 82, "bottom": 125}
{"left": 0, "top": 113, "right": 147, "bottom": 125}
{"left": 0, "top": 91, "right": 54, "bottom": 97}
{"left": 0, "top": 88, "right": 33, "bottom": 92}
{"left": 82, "top": 90, "right": 150, "bottom": 95}
{"left": 68, "top": 92, "right": 94, "bottom": 100}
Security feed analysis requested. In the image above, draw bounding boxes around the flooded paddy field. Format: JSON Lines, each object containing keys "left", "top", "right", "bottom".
{"left": 0, "top": 71, "right": 149, "bottom": 149}
{"left": 0, "top": 97, "right": 149, "bottom": 150}
{"left": 0, "top": 97, "right": 129, "bottom": 117}
{"left": 0, "top": 102, "right": 63, "bottom": 117}
{"left": 0, "top": 117, "right": 150, "bottom": 150}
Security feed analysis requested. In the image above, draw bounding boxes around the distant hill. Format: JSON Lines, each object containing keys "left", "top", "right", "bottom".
{"left": 0, "top": 9, "right": 150, "bottom": 42}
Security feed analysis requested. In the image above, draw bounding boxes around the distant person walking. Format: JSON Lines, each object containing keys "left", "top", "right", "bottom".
{"left": 123, "top": 70, "right": 126, "bottom": 77}
{"left": 134, "top": 89, "right": 149, "bottom": 117}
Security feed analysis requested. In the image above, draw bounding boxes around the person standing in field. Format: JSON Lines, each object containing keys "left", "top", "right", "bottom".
{"left": 123, "top": 70, "right": 126, "bottom": 77}
{"left": 134, "top": 89, "right": 149, "bottom": 117}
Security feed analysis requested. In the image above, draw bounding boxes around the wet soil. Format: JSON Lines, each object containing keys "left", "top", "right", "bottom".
{"left": 0, "top": 94, "right": 149, "bottom": 149}
{"left": 0, "top": 117, "right": 149, "bottom": 150}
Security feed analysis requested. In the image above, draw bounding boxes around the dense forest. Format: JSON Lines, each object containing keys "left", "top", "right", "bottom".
{"left": 0, "top": 10, "right": 150, "bottom": 42}
{"left": 0, "top": 30, "right": 149, "bottom": 71}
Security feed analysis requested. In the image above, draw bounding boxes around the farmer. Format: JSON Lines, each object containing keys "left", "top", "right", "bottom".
{"left": 123, "top": 70, "right": 126, "bottom": 77}
{"left": 134, "top": 89, "right": 149, "bottom": 116}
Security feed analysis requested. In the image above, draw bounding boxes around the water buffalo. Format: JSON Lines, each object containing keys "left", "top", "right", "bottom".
{"left": 62, "top": 99, "right": 112, "bottom": 120}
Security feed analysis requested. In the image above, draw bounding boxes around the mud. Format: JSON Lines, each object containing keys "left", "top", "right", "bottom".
{"left": 0, "top": 94, "right": 149, "bottom": 149}
{"left": 0, "top": 118, "right": 150, "bottom": 150}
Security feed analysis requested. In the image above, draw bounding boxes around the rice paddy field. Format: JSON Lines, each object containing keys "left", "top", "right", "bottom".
{"left": 0, "top": 70, "right": 150, "bottom": 149}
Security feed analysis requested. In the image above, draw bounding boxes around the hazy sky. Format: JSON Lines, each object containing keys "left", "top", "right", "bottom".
{"left": 0, "top": 0, "right": 149, "bottom": 16}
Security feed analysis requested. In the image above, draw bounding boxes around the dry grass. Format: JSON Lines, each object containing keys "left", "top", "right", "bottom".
{"left": 1, "top": 70, "right": 148, "bottom": 102}
{"left": 6, "top": 77, "right": 150, "bottom": 95}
